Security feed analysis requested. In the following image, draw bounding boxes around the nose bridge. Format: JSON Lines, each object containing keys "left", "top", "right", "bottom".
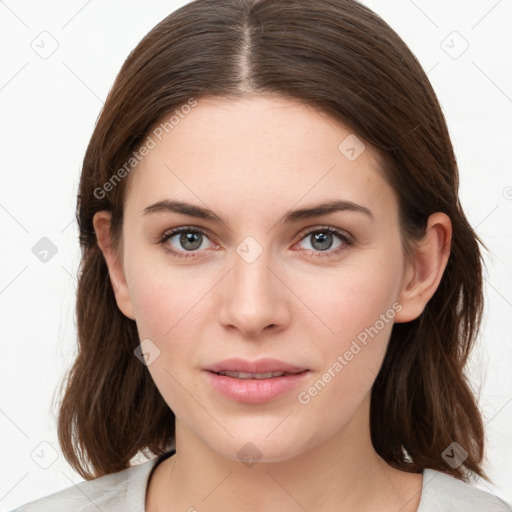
{"left": 219, "top": 235, "right": 287, "bottom": 335}
{"left": 232, "top": 237, "right": 277, "bottom": 309}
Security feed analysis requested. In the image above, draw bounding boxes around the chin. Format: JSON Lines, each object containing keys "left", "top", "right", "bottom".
{"left": 200, "top": 431, "right": 315, "bottom": 466}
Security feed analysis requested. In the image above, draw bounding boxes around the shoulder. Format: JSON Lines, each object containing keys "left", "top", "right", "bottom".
{"left": 418, "top": 469, "right": 511, "bottom": 512}
{"left": 10, "top": 458, "right": 158, "bottom": 512}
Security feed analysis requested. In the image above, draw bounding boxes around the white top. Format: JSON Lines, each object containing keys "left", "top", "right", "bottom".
{"left": 11, "top": 452, "right": 511, "bottom": 512}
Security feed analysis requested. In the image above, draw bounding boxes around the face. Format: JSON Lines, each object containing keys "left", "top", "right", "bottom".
{"left": 100, "top": 95, "right": 419, "bottom": 462}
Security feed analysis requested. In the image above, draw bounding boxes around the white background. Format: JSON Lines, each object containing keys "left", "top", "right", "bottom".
{"left": 0, "top": 0, "right": 511, "bottom": 509}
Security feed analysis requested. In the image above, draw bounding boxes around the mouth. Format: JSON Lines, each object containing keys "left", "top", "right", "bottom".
{"left": 203, "top": 358, "right": 310, "bottom": 404}
{"left": 204, "top": 357, "right": 309, "bottom": 375}
{"left": 210, "top": 370, "right": 307, "bottom": 380}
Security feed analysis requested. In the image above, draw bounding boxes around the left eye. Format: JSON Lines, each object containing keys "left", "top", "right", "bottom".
{"left": 296, "top": 227, "right": 351, "bottom": 254}
{"left": 158, "top": 226, "right": 353, "bottom": 259}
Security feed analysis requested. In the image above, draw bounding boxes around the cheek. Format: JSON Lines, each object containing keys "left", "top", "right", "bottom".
{"left": 301, "top": 259, "right": 402, "bottom": 346}
{"left": 126, "top": 274, "right": 170, "bottom": 338}
{"left": 124, "top": 245, "right": 209, "bottom": 339}
{"left": 293, "top": 254, "right": 402, "bottom": 397}
{"left": 124, "top": 258, "right": 209, "bottom": 414}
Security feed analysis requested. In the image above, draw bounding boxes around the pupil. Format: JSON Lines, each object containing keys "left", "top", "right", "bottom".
{"left": 180, "top": 232, "right": 202, "bottom": 250}
{"left": 313, "top": 232, "right": 332, "bottom": 251}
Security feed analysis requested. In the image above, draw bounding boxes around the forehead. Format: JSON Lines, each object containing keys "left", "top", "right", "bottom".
{"left": 125, "top": 95, "right": 397, "bottom": 221}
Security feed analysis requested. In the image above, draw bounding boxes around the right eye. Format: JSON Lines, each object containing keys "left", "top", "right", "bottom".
{"left": 158, "top": 226, "right": 216, "bottom": 259}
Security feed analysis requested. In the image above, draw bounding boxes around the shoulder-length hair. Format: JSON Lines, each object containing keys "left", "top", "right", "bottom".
{"left": 58, "top": 0, "right": 486, "bottom": 481}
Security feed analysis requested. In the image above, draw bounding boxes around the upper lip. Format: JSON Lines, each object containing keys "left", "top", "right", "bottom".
{"left": 204, "top": 358, "right": 308, "bottom": 374}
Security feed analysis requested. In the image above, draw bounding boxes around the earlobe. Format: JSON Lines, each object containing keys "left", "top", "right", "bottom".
{"left": 394, "top": 212, "right": 452, "bottom": 323}
{"left": 92, "top": 211, "right": 136, "bottom": 320}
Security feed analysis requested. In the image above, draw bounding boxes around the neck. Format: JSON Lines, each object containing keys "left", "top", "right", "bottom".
{"left": 147, "top": 395, "right": 423, "bottom": 512}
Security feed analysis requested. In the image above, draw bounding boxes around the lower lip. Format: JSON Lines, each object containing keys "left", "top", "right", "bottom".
{"left": 204, "top": 370, "right": 310, "bottom": 404}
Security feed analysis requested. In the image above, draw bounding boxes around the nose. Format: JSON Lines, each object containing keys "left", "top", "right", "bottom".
{"left": 218, "top": 245, "right": 291, "bottom": 338}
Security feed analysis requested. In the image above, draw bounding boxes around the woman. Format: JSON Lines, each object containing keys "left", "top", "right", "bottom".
{"left": 13, "top": 0, "right": 511, "bottom": 510}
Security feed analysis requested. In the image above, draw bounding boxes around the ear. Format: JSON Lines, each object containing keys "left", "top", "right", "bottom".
{"left": 93, "top": 211, "right": 136, "bottom": 320}
{"left": 394, "top": 212, "right": 452, "bottom": 323}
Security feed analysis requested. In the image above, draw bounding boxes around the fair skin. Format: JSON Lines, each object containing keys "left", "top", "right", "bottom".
{"left": 94, "top": 95, "right": 451, "bottom": 512}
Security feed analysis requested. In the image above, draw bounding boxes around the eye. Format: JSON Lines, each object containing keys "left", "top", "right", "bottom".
{"left": 294, "top": 226, "right": 353, "bottom": 258}
{"left": 158, "top": 226, "right": 215, "bottom": 259}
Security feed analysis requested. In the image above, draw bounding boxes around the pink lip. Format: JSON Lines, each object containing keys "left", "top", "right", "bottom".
{"left": 203, "top": 357, "right": 308, "bottom": 374}
{"left": 203, "top": 358, "right": 310, "bottom": 404}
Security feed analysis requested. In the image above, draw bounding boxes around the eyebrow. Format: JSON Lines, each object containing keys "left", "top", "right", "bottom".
{"left": 142, "top": 199, "right": 373, "bottom": 224}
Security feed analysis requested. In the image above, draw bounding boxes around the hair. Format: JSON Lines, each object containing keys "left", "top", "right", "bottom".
{"left": 57, "top": 0, "right": 487, "bottom": 481}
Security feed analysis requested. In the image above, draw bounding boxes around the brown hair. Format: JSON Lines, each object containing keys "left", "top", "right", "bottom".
{"left": 58, "top": 0, "right": 487, "bottom": 481}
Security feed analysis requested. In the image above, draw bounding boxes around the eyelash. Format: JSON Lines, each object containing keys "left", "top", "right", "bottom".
{"left": 157, "top": 225, "right": 354, "bottom": 260}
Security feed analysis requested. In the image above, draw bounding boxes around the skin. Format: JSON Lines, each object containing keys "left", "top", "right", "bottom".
{"left": 94, "top": 95, "right": 452, "bottom": 512}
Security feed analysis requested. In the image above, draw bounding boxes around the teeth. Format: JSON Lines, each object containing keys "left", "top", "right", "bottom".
{"left": 217, "top": 371, "right": 287, "bottom": 379}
